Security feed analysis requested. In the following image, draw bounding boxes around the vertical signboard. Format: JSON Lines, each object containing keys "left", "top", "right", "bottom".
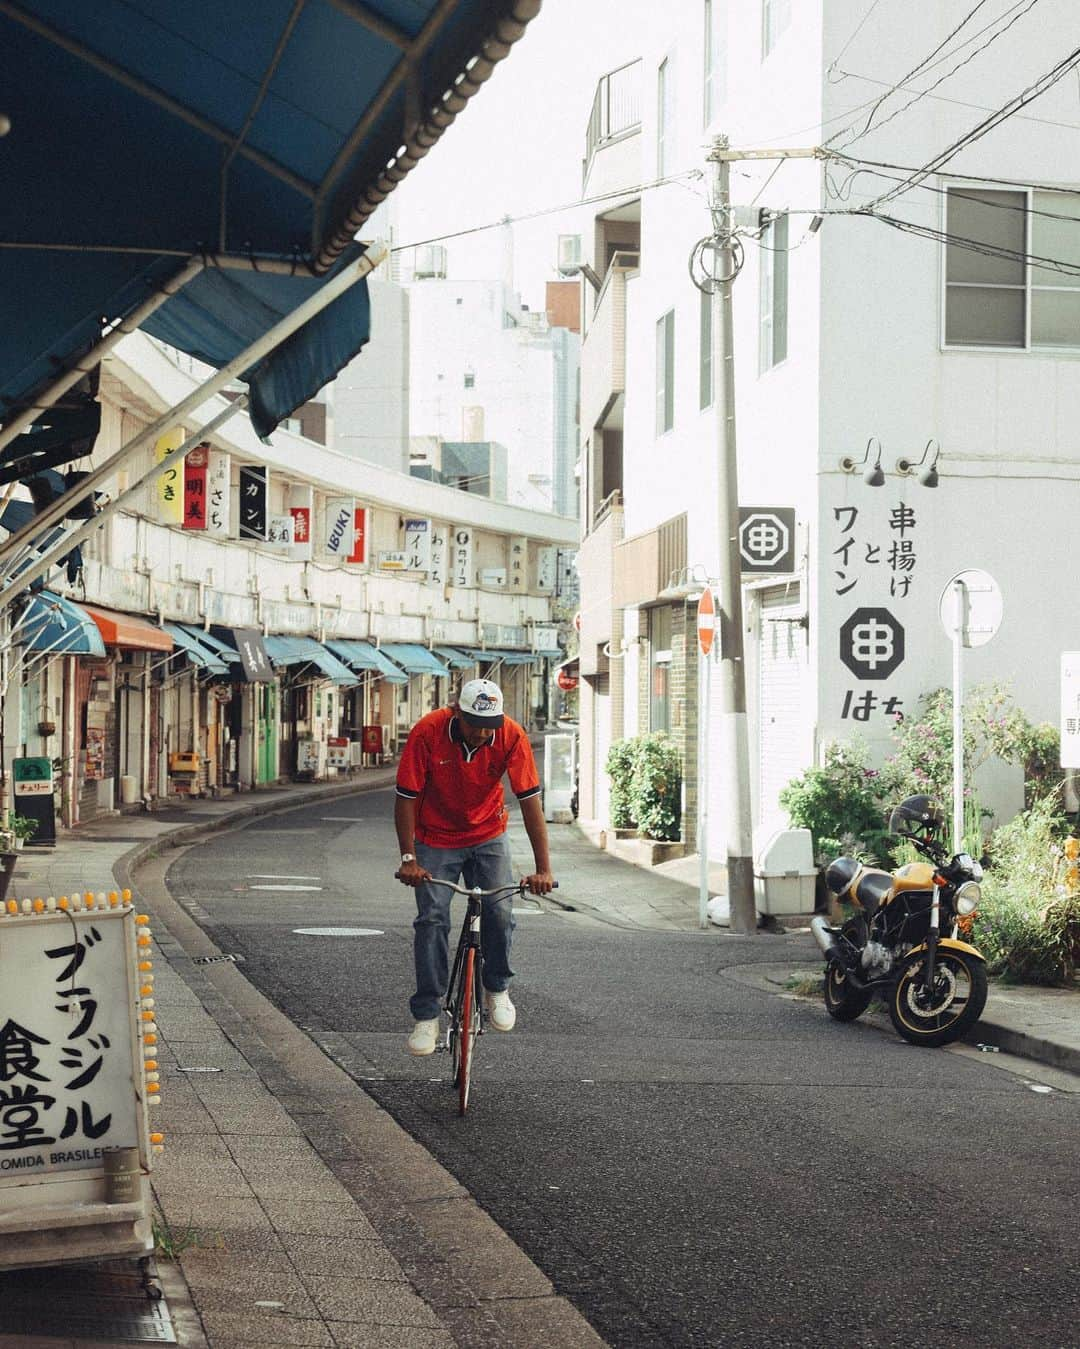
{"left": 206, "top": 450, "right": 231, "bottom": 537}
{"left": 154, "top": 428, "right": 184, "bottom": 525}
{"left": 348, "top": 506, "right": 367, "bottom": 564}
{"left": 404, "top": 518, "right": 431, "bottom": 573}
{"left": 13, "top": 756, "right": 55, "bottom": 846}
{"left": 509, "top": 536, "right": 528, "bottom": 592}
{"left": 451, "top": 526, "right": 474, "bottom": 588}
{"left": 239, "top": 465, "right": 268, "bottom": 541}
{"left": 182, "top": 444, "right": 209, "bottom": 531}
{"left": 429, "top": 524, "right": 448, "bottom": 586}
{"left": 536, "top": 545, "right": 557, "bottom": 593}
{"left": 288, "top": 485, "right": 313, "bottom": 561}
{"left": 1062, "top": 653, "right": 1080, "bottom": 768}
{"left": 267, "top": 514, "right": 294, "bottom": 548}
{"left": 324, "top": 497, "right": 354, "bottom": 558}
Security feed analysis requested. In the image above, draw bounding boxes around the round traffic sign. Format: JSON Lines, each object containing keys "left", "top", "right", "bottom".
{"left": 697, "top": 586, "right": 716, "bottom": 657}
{"left": 938, "top": 569, "right": 1002, "bottom": 649}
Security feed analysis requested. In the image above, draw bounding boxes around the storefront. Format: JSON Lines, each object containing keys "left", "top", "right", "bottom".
{"left": 379, "top": 644, "right": 451, "bottom": 745}
{"left": 263, "top": 636, "right": 357, "bottom": 779}
{"left": 207, "top": 626, "right": 274, "bottom": 788}
{"left": 324, "top": 639, "right": 408, "bottom": 761}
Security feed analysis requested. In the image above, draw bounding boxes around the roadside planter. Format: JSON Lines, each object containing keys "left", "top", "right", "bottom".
{"left": 0, "top": 891, "right": 161, "bottom": 1269}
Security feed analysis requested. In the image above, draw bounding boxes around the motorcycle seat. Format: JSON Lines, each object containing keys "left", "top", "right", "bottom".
{"left": 854, "top": 869, "right": 892, "bottom": 912}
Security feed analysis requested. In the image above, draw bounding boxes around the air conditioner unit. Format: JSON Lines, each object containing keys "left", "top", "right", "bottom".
{"left": 556, "top": 234, "right": 582, "bottom": 275}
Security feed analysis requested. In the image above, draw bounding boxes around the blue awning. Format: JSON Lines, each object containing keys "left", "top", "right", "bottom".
{"left": 264, "top": 635, "right": 357, "bottom": 686}
{"left": 0, "top": 2, "right": 541, "bottom": 446}
{"left": 14, "top": 591, "right": 105, "bottom": 657}
{"left": 379, "top": 643, "right": 450, "bottom": 677}
{"left": 434, "top": 646, "right": 479, "bottom": 669}
{"left": 324, "top": 639, "right": 408, "bottom": 684}
{"left": 179, "top": 625, "right": 240, "bottom": 663}
{"left": 164, "top": 623, "right": 229, "bottom": 676}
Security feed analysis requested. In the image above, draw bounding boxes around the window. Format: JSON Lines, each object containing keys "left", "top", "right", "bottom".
{"left": 649, "top": 605, "right": 673, "bottom": 733}
{"left": 655, "top": 309, "right": 675, "bottom": 434}
{"left": 762, "top": 0, "right": 791, "bottom": 58}
{"left": 759, "top": 213, "right": 789, "bottom": 371}
{"left": 703, "top": 0, "right": 725, "bottom": 125}
{"left": 944, "top": 186, "right": 1080, "bottom": 348}
{"left": 657, "top": 57, "right": 674, "bottom": 177}
{"left": 699, "top": 288, "right": 714, "bottom": 409}
{"left": 464, "top": 369, "right": 475, "bottom": 389}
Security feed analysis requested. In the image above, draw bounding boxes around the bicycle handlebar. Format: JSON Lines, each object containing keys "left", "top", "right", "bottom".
{"left": 423, "top": 877, "right": 558, "bottom": 896}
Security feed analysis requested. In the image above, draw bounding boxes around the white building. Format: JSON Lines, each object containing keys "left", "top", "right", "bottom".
{"left": 330, "top": 276, "right": 410, "bottom": 474}
{"left": 407, "top": 268, "right": 580, "bottom": 515}
{"left": 575, "top": 1, "right": 1080, "bottom": 864}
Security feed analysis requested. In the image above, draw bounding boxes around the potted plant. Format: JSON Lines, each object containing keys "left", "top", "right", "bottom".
{"left": 7, "top": 813, "right": 38, "bottom": 850}
{"left": 37, "top": 718, "right": 57, "bottom": 737}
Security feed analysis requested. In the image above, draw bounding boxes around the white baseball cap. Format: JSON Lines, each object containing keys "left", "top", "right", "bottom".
{"left": 458, "top": 678, "right": 504, "bottom": 728}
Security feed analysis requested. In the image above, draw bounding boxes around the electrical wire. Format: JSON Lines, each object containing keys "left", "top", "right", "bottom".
{"left": 826, "top": 0, "right": 886, "bottom": 81}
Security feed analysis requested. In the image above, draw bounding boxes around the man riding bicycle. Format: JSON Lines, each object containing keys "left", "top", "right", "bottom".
{"left": 394, "top": 678, "right": 556, "bottom": 1056}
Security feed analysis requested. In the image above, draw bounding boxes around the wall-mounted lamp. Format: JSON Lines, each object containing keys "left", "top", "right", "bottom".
{"left": 896, "top": 439, "right": 940, "bottom": 488}
{"left": 841, "top": 437, "right": 884, "bottom": 487}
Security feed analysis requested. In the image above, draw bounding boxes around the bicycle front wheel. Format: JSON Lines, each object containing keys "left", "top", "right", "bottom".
{"left": 451, "top": 948, "right": 481, "bottom": 1114}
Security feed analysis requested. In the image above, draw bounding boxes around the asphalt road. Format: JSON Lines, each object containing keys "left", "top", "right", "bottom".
{"left": 166, "top": 788, "right": 1080, "bottom": 1348}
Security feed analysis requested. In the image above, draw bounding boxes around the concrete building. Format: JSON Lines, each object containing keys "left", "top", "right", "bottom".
{"left": 407, "top": 271, "right": 580, "bottom": 516}
{"left": 329, "top": 275, "right": 410, "bottom": 474}
{"left": 574, "top": 1, "right": 1080, "bottom": 864}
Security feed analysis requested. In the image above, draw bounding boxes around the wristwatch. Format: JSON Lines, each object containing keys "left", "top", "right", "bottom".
{"left": 400, "top": 853, "right": 416, "bottom": 864}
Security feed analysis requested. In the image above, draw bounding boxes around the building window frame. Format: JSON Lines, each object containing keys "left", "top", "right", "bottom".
{"left": 648, "top": 604, "right": 673, "bottom": 734}
{"left": 656, "top": 309, "right": 676, "bottom": 435}
{"left": 699, "top": 288, "right": 714, "bottom": 409}
{"left": 759, "top": 213, "right": 789, "bottom": 373}
{"left": 942, "top": 183, "right": 1080, "bottom": 351}
{"left": 762, "top": 0, "right": 791, "bottom": 58}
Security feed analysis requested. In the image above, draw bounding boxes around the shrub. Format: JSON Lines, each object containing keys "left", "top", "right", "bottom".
{"left": 779, "top": 740, "right": 894, "bottom": 868}
{"left": 974, "top": 793, "right": 1076, "bottom": 985}
{"left": 630, "top": 733, "right": 681, "bottom": 842}
{"left": 605, "top": 738, "right": 637, "bottom": 830}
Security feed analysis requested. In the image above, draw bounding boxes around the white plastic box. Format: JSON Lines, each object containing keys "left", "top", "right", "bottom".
{"left": 754, "top": 828, "right": 817, "bottom": 916}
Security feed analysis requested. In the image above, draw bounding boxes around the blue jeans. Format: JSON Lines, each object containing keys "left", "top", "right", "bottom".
{"left": 410, "top": 833, "right": 516, "bottom": 1021}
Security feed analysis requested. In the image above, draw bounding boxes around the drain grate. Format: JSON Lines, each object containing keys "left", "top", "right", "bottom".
{"left": 0, "top": 1259, "right": 176, "bottom": 1342}
{"left": 191, "top": 952, "right": 245, "bottom": 964}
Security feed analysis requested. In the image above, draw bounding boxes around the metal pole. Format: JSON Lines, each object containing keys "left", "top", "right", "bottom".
{"left": 952, "top": 579, "right": 966, "bottom": 853}
{"left": 0, "top": 242, "right": 388, "bottom": 567}
{"left": 698, "top": 645, "right": 711, "bottom": 929}
{"left": 0, "top": 400, "right": 246, "bottom": 604}
{"left": 709, "top": 139, "right": 756, "bottom": 934}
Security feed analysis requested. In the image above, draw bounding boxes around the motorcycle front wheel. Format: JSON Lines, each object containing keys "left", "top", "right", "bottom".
{"left": 889, "top": 949, "right": 988, "bottom": 1047}
{"left": 823, "top": 958, "right": 872, "bottom": 1022}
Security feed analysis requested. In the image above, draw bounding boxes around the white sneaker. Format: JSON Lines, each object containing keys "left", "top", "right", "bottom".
{"left": 407, "top": 1018, "right": 439, "bottom": 1056}
{"left": 484, "top": 990, "right": 516, "bottom": 1032}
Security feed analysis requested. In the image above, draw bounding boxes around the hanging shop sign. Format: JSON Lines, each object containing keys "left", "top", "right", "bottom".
{"left": 451, "top": 527, "right": 473, "bottom": 588}
{"left": 404, "top": 519, "right": 431, "bottom": 573}
{"left": 737, "top": 507, "right": 796, "bottom": 573}
{"left": 429, "top": 524, "right": 448, "bottom": 586}
{"left": 238, "top": 465, "right": 268, "bottom": 541}
{"left": 536, "top": 545, "right": 557, "bottom": 593}
{"left": 182, "top": 444, "right": 209, "bottom": 531}
{"left": 205, "top": 450, "right": 231, "bottom": 537}
{"left": 13, "top": 756, "right": 56, "bottom": 847}
{"left": 532, "top": 624, "right": 561, "bottom": 653}
{"left": 378, "top": 551, "right": 407, "bottom": 571}
{"left": 326, "top": 737, "right": 350, "bottom": 769}
{"left": 267, "top": 514, "right": 293, "bottom": 548}
{"left": 347, "top": 506, "right": 367, "bottom": 565}
{"left": 557, "top": 667, "right": 578, "bottom": 691}
{"left": 324, "top": 497, "right": 355, "bottom": 558}
{"left": 509, "top": 537, "right": 527, "bottom": 591}
{"left": 154, "top": 428, "right": 185, "bottom": 525}
{"left": 288, "top": 486, "right": 313, "bottom": 562}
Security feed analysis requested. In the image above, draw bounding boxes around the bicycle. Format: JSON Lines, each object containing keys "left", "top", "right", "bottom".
{"left": 431, "top": 877, "right": 555, "bottom": 1115}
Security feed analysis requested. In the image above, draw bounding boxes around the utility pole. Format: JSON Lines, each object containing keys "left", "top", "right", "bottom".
{"left": 704, "top": 138, "right": 819, "bottom": 935}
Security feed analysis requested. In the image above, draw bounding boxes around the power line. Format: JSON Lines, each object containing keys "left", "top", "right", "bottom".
{"left": 826, "top": 0, "right": 886, "bottom": 79}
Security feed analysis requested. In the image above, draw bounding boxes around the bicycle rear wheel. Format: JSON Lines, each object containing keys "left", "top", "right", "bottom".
{"left": 451, "top": 948, "right": 480, "bottom": 1115}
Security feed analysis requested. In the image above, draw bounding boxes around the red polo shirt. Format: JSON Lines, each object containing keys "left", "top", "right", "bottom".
{"left": 396, "top": 707, "right": 541, "bottom": 848}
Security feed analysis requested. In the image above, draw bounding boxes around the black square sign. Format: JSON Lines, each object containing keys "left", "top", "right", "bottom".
{"left": 738, "top": 507, "right": 796, "bottom": 573}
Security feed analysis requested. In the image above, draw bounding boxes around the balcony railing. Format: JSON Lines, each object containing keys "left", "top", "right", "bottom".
{"left": 583, "top": 59, "right": 642, "bottom": 188}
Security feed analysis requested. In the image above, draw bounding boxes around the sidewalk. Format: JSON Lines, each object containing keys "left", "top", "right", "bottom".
{"left": 2, "top": 781, "right": 1077, "bottom": 1347}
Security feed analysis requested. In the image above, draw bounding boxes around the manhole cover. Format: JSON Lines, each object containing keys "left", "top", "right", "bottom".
{"left": 0, "top": 1259, "right": 176, "bottom": 1342}
{"left": 293, "top": 927, "right": 384, "bottom": 937}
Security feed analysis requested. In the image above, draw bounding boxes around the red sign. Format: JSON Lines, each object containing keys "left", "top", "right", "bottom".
{"left": 557, "top": 668, "right": 578, "bottom": 691}
{"left": 348, "top": 507, "right": 367, "bottom": 564}
{"left": 697, "top": 586, "right": 716, "bottom": 657}
{"left": 361, "top": 725, "right": 382, "bottom": 754}
{"left": 289, "top": 506, "right": 311, "bottom": 544}
{"left": 182, "top": 444, "right": 209, "bottom": 530}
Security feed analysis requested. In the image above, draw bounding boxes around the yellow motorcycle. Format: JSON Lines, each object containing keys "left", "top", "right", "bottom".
{"left": 811, "top": 795, "right": 988, "bottom": 1047}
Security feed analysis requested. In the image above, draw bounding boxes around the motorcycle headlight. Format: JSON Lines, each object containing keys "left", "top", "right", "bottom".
{"left": 955, "top": 881, "right": 981, "bottom": 916}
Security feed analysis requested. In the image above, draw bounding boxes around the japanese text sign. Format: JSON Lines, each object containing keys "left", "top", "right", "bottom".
{"left": 238, "top": 465, "right": 268, "bottom": 540}
{"left": 205, "top": 450, "right": 231, "bottom": 537}
{"left": 182, "top": 445, "right": 208, "bottom": 531}
{"left": 154, "top": 429, "right": 185, "bottom": 525}
{"left": 0, "top": 909, "right": 143, "bottom": 1181}
{"left": 404, "top": 519, "right": 431, "bottom": 573}
{"left": 324, "top": 498, "right": 354, "bottom": 558}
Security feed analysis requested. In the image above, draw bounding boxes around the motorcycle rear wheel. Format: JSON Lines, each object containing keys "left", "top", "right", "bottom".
{"left": 889, "top": 949, "right": 988, "bottom": 1047}
{"left": 823, "top": 959, "right": 872, "bottom": 1022}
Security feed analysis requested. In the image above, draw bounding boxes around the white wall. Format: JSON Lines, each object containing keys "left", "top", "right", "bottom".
{"left": 331, "top": 278, "right": 410, "bottom": 474}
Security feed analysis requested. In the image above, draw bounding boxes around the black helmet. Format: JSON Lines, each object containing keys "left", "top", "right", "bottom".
{"left": 888, "top": 795, "right": 945, "bottom": 836}
{"left": 825, "top": 855, "right": 860, "bottom": 898}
